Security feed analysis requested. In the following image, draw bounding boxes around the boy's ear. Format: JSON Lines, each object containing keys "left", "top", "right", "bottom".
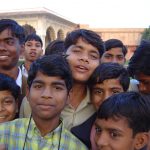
{"left": 41, "top": 49, "right": 44, "bottom": 56}
{"left": 134, "top": 132, "right": 149, "bottom": 150}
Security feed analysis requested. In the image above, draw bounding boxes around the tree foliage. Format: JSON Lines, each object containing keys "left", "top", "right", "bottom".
{"left": 141, "top": 27, "right": 150, "bottom": 40}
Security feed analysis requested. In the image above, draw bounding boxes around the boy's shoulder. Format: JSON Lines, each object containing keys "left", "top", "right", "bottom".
{"left": 61, "top": 126, "right": 88, "bottom": 150}
{"left": 0, "top": 118, "right": 29, "bottom": 133}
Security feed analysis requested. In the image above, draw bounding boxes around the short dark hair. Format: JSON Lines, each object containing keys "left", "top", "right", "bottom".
{"left": 97, "top": 92, "right": 150, "bottom": 136}
{"left": 27, "top": 54, "right": 73, "bottom": 92}
{"left": 64, "top": 29, "right": 104, "bottom": 57}
{"left": 88, "top": 62, "right": 130, "bottom": 91}
{"left": 104, "top": 39, "right": 127, "bottom": 56}
{"left": 45, "top": 40, "right": 65, "bottom": 55}
{"left": 0, "top": 73, "right": 20, "bottom": 100}
{"left": 25, "top": 33, "right": 43, "bottom": 47}
{"left": 0, "top": 19, "right": 25, "bottom": 44}
{"left": 128, "top": 40, "right": 150, "bottom": 77}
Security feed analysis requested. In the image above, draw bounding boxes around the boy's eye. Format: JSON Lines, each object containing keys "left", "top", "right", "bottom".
{"left": 109, "top": 130, "right": 121, "bottom": 139}
{"left": 54, "top": 86, "right": 64, "bottom": 91}
{"left": 3, "top": 99, "right": 14, "bottom": 105}
{"left": 95, "top": 126, "right": 102, "bottom": 133}
{"left": 104, "top": 54, "right": 111, "bottom": 59}
{"left": 33, "top": 84, "right": 42, "bottom": 89}
{"left": 5, "top": 39, "right": 15, "bottom": 46}
{"left": 89, "top": 54, "right": 99, "bottom": 60}
{"left": 35, "top": 44, "right": 42, "bottom": 47}
{"left": 93, "top": 89, "right": 103, "bottom": 95}
{"left": 73, "top": 49, "right": 80, "bottom": 53}
{"left": 26, "top": 44, "right": 32, "bottom": 47}
{"left": 117, "top": 55, "right": 124, "bottom": 60}
{"left": 112, "top": 90, "right": 120, "bottom": 94}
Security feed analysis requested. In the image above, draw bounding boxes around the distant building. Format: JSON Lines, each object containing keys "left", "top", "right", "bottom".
{"left": 0, "top": 7, "right": 77, "bottom": 50}
{"left": 79, "top": 24, "right": 145, "bottom": 60}
{"left": 0, "top": 8, "right": 145, "bottom": 59}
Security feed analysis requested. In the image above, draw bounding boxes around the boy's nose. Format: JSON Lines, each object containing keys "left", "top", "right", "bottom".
{"left": 41, "top": 88, "right": 53, "bottom": 99}
{"left": 96, "top": 133, "right": 109, "bottom": 148}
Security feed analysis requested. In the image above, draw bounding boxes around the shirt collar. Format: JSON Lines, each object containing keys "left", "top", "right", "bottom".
{"left": 27, "top": 118, "right": 63, "bottom": 141}
{"left": 16, "top": 67, "right": 22, "bottom": 88}
{"left": 21, "top": 64, "right": 28, "bottom": 78}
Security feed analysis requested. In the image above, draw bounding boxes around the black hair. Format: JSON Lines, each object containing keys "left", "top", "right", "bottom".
{"left": 97, "top": 92, "right": 150, "bottom": 136}
{"left": 64, "top": 29, "right": 104, "bottom": 57}
{"left": 27, "top": 54, "right": 73, "bottom": 92}
{"left": 45, "top": 40, "right": 65, "bottom": 55}
{"left": 25, "top": 33, "right": 43, "bottom": 47}
{"left": 128, "top": 40, "right": 150, "bottom": 77}
{"left": 104, "top": 39, "right": 127, "bottom": 56}
{"left": 0, "top": 19, "right": 25, "bottom": 44}
{"left": 0, "top": 73, "right": 20, "bottom": 100}
{"left": 88, "top": 62, "right": 130, "bottom": 91}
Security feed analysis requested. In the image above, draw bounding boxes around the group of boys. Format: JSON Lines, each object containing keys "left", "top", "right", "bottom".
{"left": 0, "top": 18, "right": 149, "bottom": 150}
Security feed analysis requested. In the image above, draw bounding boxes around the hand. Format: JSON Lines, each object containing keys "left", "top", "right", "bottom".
{"left": 0, "top": 144, "right": 6, "bottom": 150}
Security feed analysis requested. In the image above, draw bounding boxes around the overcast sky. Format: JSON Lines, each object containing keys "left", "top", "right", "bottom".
{"left": 0, "top": 0, "right": 149, "bottom": 28}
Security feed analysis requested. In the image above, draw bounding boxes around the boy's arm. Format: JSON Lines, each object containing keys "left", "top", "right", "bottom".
{"left": 0, "top": 144, "right": 6, "bottom": 150}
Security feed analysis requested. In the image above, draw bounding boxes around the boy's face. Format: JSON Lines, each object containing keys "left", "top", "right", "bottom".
{"left": 27, "top": 71, "right": 69, "bottom": 122}
{"left": 91, "top": 78, "right": 124, "bottom": 110}
{"left": 24, "top": 40, "right": 43, "bottom": 62}
{"left": 101, "top": 48, "right": 125, "bottom": 65}
{"left": 135, "top": 73, "right": 150, "bottom": 94}
{"left": 66, "top": 37, "right": 100, "bottom": 82}
{"left": 0, "top": 28, "right": 23, "bottom": 69}
{"left": 95, "top": 117, "right": 144, "bottom": 150}
{"left": 0, "top": 90, "right": 17, "bottom": 123}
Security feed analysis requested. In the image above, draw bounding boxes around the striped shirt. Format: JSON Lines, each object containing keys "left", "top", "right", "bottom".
{"left": 0, "top": 118, "right": 88, "bottom": 150}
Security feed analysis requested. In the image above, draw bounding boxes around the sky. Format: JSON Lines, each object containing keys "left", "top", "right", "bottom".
{"left": 0, "top": 0, "right": 150, "bottom": 28}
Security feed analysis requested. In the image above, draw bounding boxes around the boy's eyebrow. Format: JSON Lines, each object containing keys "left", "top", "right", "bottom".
{"left": 32, "top": 80, "right": 44, "bottom": 84}
{"left": 74, "top": 45, "right": 83, "bottom": 49}
{"left": 104, "top": 53, "right": 113, "bottom": 56}
{"left": 110, "top": 87, "right": 123, "bottom": 90}
{"left": 51, "top": 80, "right": 66, "bottom": 86}
{"left": 32, "top": 79, "right": 66, "bottom": 86}
{"left": 2, "top": 37, "right": 15, "bottom": 41}
{"left": 73, "top": 45, "right": 99, "bottom": 54}
{"left": 95, "top": 121, "right": 124, "bottom": 133}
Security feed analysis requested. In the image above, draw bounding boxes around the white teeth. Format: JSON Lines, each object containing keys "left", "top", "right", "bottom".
{"left": 0, "top": 56, "right": 8, "bottom": 58}
{"left": 78, "top": 66, "right": 87, "bottom": 70}
{"left": 0, "top": 116, "right": 5, "bottom": 119}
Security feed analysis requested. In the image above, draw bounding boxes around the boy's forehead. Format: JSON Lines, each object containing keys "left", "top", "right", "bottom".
{"left": 0, "top": 90, "right": 15, "bottom": 98}
{"left": 0, "top": 28, "right": 14, "bottom": 37}
{"left": 106, "top": 47, "right": 124, "bottom": 55}
{"left": 94, "top": 78, "right": 123, "bottom": 87}
{"left": 34, "top": 71, "right": 65, "bottom": 82}
{"left": 96, "top": 116, "right": 130, "bottom": 129}
{"left": 26, "top": 39, "right": 40, "bottom": 43}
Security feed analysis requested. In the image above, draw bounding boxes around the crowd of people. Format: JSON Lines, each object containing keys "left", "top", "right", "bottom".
{"left": 0, "top": 18, "right": 149, "bottom": 150}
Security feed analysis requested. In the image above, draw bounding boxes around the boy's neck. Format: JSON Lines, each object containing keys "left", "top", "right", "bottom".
{"left": 33, "top": 115, "right": 60, "bottom": 137}
{"left": 24, "top": 61, "right": 32, "bottom": 72}
{"left": 0, "top": 67, "right": 19, "bottom": 80}
{"left": 69, "top": 82, "right": 87, "bottom": 109}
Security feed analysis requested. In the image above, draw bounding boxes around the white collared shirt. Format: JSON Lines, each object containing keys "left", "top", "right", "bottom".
{"left": 16, "top": 67, "right": 22, "bottom": 88}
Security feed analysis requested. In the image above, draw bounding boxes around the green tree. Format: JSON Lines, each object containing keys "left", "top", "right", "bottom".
{"left": 141, "top": 27, "right": 150, "bottom": 40}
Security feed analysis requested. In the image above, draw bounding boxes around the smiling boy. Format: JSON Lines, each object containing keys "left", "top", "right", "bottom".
{"left": 95, "top": 92, "right": 150, "bottom": 150}
{"left": 61, "top": 29, "right": 104, "bottom": 130}
{"left": 0, "top": 55, "right": 88, "bottom": 150}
